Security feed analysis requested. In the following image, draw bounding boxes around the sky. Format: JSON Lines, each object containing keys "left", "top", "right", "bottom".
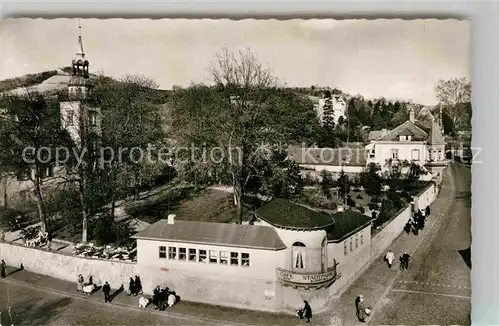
{"left": 1, "top": 18, "right": 470, "bottom": 105}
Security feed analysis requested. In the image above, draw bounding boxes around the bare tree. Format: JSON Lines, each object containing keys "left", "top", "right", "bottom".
{"left": 209, "top": 47, "right": 278, "bottom": 89}
{"left": 171, "top": 48, "right": 318, "bottom": 224}
{"left": 435, "top": 77, "right": 471, "bottom": 128}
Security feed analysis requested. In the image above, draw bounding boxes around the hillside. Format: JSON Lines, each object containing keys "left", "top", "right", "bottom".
{"left": 0, "top": 67, "right": 73, "bottom": 93}
{"left": 0, "top": 68, "right": 173, "bottom": 105}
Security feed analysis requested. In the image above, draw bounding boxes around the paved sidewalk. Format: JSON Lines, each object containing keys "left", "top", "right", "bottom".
{"left": 315, "top": 166, "right": 455, "bottom": 326}
{"left": 0, "top": 267, "right": 299, "bottom": 326}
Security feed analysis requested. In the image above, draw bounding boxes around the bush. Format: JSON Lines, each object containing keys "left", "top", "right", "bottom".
{"left": 376, "top": 199, "right": 396, "bottom": 226}
{"left": 358, "top": 206, "right": 365, "bottom": 214}
{"left": 0, "top": 207, "right": 30, "bottom": 232}
{"left": 89, "top": 215, "right": 135, "bottom": 246}
{"left": 303, "top": 173, "right": 318, "bottom": 187}
{"left": 356, "top": 194, "right": 363, "bottom": 199}
{"left": 347, "top": 197, "right": 356, "bottom": 207}
{"left": 304, "top": 191, "right": 338, "bottom": 210}
{"left": 352, "top": 188, "right": 360, "bottom": 193}
{"left": 387, "top": 191, "right": 404, "bottom": 210}
{"left": 370, "top": 196, "right": 381, "bottom": 203}
{"left": 368, "top": 203, "right": 379, "bottom": 210}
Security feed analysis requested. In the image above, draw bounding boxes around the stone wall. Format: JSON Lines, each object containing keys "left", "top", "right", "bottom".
{"left": 0, "top": 241, "right": 280, "bottom": 313}
{"left": 0, "top": 241, "right": 136, "bottom": 288}
{"left": 371, "top": 182, "right": 437, "bottom": 259}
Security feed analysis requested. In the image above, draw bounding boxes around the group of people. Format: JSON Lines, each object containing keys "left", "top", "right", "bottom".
{"left": 404, "top": 205, "right": 431, "bottom": 236}
{"left": 152, "top": 285, "right": 179, "bottom": 311}
{"left": 384, "top": 250, "right": 411, "bottom": 270}
{"left": 76, "top": 274, "right": 97, "bottom": 294}
{"left": 128, "top": 275, "right": 143, "bottom": 296}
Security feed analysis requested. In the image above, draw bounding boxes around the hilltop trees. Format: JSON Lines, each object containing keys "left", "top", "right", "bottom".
{"left": 170, "top": 47, "right": 320, "bottom": 223}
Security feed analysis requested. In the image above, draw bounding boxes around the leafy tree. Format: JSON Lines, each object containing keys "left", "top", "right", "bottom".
{"left": 374, "top": 199, "right": 395, "bottom": 227}
{"left": 322, "top": 90, "right": 335, "bottom": 129}
{"left": 320, "top": 170, "right": 334, "bottom": 198}
{"left": 405, "top": 161, "right": 426, "bottom": 186}
{"left": 319, "top": 90, "right": 338, "bottom": 147}
{"left": 169, "top": 47, "right": 318, "bottom": 223}
{"left": 0, "top": 92, "right": 62, "bottom": 232}
{"left": 442, "top": 111, "right": 455, "bottom": 134}
{"left": 256, "top": 147, "right": 303, "bottom": 199}
{"left": 360, "top": 163, "right": 382, "bottom": 195}
{"left": 336, "top": 169, "right": 350, "bottom": 200}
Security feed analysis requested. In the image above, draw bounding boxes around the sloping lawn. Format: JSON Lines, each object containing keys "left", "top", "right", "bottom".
{"left": 125, "top": 187, "right": 256, "bottom": 224}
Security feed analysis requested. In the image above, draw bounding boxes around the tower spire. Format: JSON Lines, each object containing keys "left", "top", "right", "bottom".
{"left": 71, "top": 19, "right": 90, "bottom": 78}
{"left": 77, "top": 19, "right": 85, "bottom": 59}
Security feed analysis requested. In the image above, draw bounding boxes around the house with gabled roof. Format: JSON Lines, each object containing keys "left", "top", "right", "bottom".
{"left": 366, "top": 106, "right": 448, "bottom": 182}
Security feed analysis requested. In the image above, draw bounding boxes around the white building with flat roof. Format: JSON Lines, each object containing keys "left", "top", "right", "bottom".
{"left": 131, "top": 199, "right": 373, "bottom": 313}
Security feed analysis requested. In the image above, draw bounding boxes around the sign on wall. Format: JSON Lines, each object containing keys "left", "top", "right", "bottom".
{"left": 276, "top": 267, "right": 337, "bottom": 285}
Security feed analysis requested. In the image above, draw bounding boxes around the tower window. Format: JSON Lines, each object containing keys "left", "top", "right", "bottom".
{"left": 89, "top": 111, "right": 98, "bottom": 126}
{"left": 67, "top": 110, "right": 74, "bottom": 126}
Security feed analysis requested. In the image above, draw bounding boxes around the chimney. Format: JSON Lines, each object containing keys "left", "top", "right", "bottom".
{"left": 409, "top": 107, "right": 415, "bottom": 123}
{"left": 167, "top": 214, "right": 176, "bottom": 225}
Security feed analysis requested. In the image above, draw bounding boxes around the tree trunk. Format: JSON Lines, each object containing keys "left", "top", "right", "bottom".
{"left": 33, "top": 170, "right": 46, "bottom": 233}
{"left": 78, "top": 178, "right": 88, "bottom": 244}
{"left": 232, "top": 175, "right": 243, "bottom": 224}
{"left": 2, "top": 176, "right": 7, "bottom": 209}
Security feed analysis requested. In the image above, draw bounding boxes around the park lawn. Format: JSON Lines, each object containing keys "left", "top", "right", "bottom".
{"left": 125, "top": 186, "right": 256, "bottom": 224}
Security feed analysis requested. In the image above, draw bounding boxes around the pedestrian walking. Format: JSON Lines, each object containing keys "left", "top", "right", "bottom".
{"left": 384, "top": 250, "right": 395, "bottom": 269}
{"left": 134, "top": 275, "right": 142, "bottom": 295}
{"left": 302, "top": 300, "right": 312, "bottom": 323}
{"left": 402, "top": 252, "right": 411, "bottom": 270}
{"left": 356, "top": 295, "right": 367, "bottom": 322}
{"left": 1, "top": 259, "right": 6, "bottom": 278}
{"left": 425, "top": 205, "right": 431, "bottom": 217}
{"left": 76, "top": 274, "right": 84, "bottom": 292}
{"left": 103, "top": 281, "right": 111, "bottom": 303}
{"left": 128, "top": 277, "right": 135, "bottom": 296}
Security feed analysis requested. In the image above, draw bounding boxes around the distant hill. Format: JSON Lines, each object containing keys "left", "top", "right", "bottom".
{"left": 0, "top": 68, "right": 173, "bottom": 104}
{"left": 0, "top": 67, "right": 73, "bottom": 93}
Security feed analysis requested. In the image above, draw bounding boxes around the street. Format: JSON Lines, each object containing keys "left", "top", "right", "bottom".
{"left": 0, "top": 281, "right": 221, "bottom": 326}
{"left": 368, "top": 163, "right": 471, "bottom": 325}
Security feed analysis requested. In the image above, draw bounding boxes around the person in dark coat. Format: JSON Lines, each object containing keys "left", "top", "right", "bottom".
{"left": 103, "top": 281, "right": 111, "bottom": 302}
{"left": 134, "top": 275, "right": 142, "bottom": 295}
{"left": 302, "top": 300, "right": 312, "bottom": 323}
{"left": 356, "top": 295, "right": 367, "bottom": 322}
{"left": 404, "top": 220, "right": 412, "bottom": 234}
{"left": 425, "top": 205, "right": 431, "bottom": 217}
{"left": 128, "top": 277, "right": 135, "bottom": 296}
{"left": 402, "top": 252, "right": 411, "bottom": 270}
{"left": 158, "top": 288, "right": 166, "bottom": 311}
{"left": 1, "top": 259, "right": 6, "bottom": 278}
{"left": 153, "top": 285, "right": 160, "bottom": 309}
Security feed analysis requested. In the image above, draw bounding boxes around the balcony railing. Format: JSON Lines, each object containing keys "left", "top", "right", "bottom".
{"left": 276, "top": 266, "right": 339, "bottom": 288}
